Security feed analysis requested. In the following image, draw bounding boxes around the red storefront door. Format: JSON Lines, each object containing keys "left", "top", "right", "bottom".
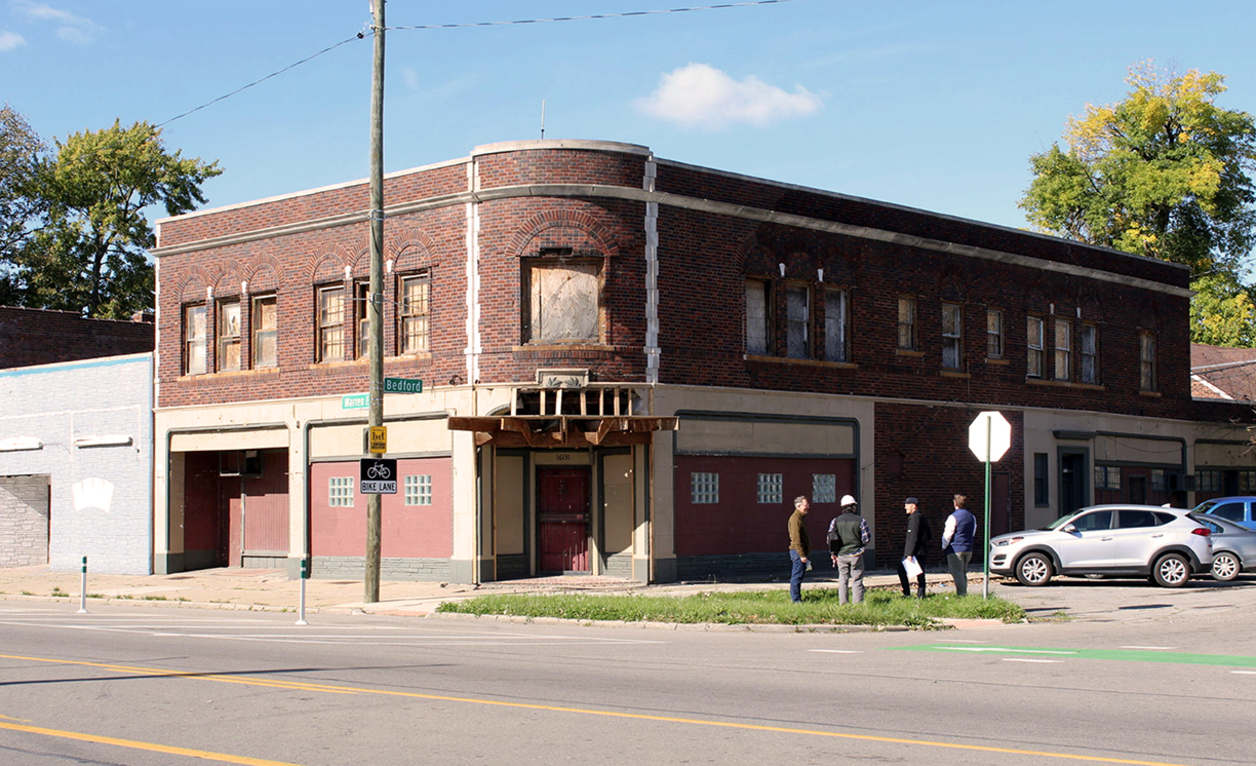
{"left": 538, "top": 468, "right": 590, "bottom": 573}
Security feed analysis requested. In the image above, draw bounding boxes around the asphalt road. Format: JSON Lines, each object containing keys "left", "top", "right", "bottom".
{"left": 2, "top": 578, "right": 1254, "bottom": 766}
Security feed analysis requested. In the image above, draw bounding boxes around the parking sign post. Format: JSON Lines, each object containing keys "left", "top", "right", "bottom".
{"left": 968, "top": 411, "right": 1012, "bottom": 599}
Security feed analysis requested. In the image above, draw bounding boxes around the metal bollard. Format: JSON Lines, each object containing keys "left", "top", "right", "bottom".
{"left": 295, "top": 558, "right": 309, "bottom": 626}
{"left": 77, "top": 556, "right": 88, "bottom": 614}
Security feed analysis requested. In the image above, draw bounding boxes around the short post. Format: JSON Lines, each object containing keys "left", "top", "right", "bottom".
{"left": 77, "top": 556, "right": 88, "bottom": 614}
{"left": 295, "top": 557, "right": 309, "bottom": 626}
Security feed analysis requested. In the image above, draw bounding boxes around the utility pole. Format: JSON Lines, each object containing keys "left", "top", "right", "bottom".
{"left": 364, "top": 0, "right": 386, "bottom": 603}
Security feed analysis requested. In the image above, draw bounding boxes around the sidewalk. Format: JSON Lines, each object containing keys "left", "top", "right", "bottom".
{"left": 0, "top": 564, "right": 967, "bottom": 616}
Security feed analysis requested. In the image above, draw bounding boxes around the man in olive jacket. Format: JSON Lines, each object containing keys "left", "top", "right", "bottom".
{"left": 787, "top": 496, "right": 811, "bottom": 603}
{"left": 827, "top": 494, "right": 870, "bottom": 604}
{"left": 897, "top": 497, "right": 932, "bottom": 598}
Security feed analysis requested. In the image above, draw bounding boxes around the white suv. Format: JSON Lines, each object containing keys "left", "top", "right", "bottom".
{"left": 989, "top": 505, "right": 1214, "bottom": 588}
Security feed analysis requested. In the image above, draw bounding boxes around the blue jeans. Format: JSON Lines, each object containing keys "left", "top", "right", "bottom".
{"left": 789, "top": 550, "right": 807, "bottom": 602}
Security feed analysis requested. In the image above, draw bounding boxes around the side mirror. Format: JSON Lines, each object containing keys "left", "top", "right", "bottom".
{"left": 1061, "top": 524, "right": 1077, "bottom": 533}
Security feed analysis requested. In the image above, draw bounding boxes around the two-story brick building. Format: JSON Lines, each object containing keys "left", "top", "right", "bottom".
{"left": 150, "top": 139, "right": 1255, "bottom": 583}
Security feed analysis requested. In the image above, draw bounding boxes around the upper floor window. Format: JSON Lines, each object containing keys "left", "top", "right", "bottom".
{"left": 217, "top": 300, "right": 241, "bottom": 371}
{"left": 526, "top": 259, "right": 599, "bottom": 343}
{"left": 1027, "top": 316, "right": 1044, "bottom": 378}
{"left": 318, "top": 285, "right": 346, "bottom": 362}
{"left": 897, "top": 297, "right": 917, "bottom": 351}
{"left": 1139, "top": 330, "right": 1157, "bottom": 391}
{"left": 1054, "top": 320, "right": 1071, "bottom": 381}
{"left": 824, "top": 287, "right": 849, "bottom": 363}
{"left": 941, "top": 303, "right": 962, "bottom": 370}
{"left": 786, "top": 284, "right": 811, "bottom": 359}
{"left": 253, "top": 295, "right": 277, "bottom": 368}
{"left": 745, "top": 279, "right": 772, "bottom": 355}
{"left": 184, "top": 304, "right": 207, "bottom": 375}
{"left": 400, "top": 274, "right": 431, "bottom": 354}
{"left": 986, "top": 309, "right": 1003, "bottom": 359}
{"left": 1080, "top": 323, "right": 1098, "bottom": 384}
{"left": 356, "top": 282, "right": 372, "bottom": 359}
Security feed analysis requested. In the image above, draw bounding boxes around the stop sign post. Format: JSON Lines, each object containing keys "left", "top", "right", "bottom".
{"left": 969, "top": 411, "right": 1012, "bottom": 598}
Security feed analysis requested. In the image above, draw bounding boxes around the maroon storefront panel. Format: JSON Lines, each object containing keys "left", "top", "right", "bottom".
{"left": 673, "top": 455, "right": 856, "bottom": 556}
{"left": 182, "top": 451, "right": 223, "bottom": 556}
{"left": 310, "top": 457, "right": 453, "bottom": 558}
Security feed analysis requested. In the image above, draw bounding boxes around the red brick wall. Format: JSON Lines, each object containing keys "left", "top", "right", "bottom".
{"left": 0, "top": 307, "right": 153, "bottom": 369}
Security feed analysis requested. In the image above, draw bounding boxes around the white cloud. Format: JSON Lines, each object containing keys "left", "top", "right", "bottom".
{"left": 0, "top": 30, "right": 26, "bottom": 51}
{"left": 400, "top": 65, "right": 420, "bottom": 91}
{"left": 634, "top": 63, "right": 822, "bottom": 131}
{"left": 13, "top": 1, "right": 103, "bottom": 44}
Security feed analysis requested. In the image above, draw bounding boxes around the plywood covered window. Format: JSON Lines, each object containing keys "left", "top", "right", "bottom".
{"left": 1140, "top": 330, "right": 1156, "bottom": 391}
{"left": 986, "top": 309, "right": 1003, "bottom": 359}
{"left": 786, "top": 284, "right": 811, "bottom": 359}
{"left": 253, "top": 295, "right": 277, "bottom": 368}
{"left": 1027, "top": 316, "right": 1044, "bottom": 378}
{"left": 745, "top": 279, "right": 771, "bottom": 355}
{"left": 217, "top": 300, "right": 241, "bottom": 371}
{"left": 526, "top": 260, "right": 600, "bottom": 343}
{"left": 1080, "top": 323, "right": 1098, "bottom": 384}
{"left": 184, "top": 304, "right": 206, "bottom": 375}
{"left": 1054, "top": 320, "right": 1071, "bottom": 381}
{"left": 897, "top": 297, "right": 917, "bottom": 351}
{"left": 824, "top": 287, "right": 848, "bottom": 362}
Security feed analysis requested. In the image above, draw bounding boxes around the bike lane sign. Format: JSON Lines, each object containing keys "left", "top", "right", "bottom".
{"left": 360, "top": 458, "right": 397, "bottom": 495}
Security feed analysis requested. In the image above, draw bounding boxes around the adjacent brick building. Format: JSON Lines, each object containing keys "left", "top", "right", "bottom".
{"left": 149, "top": 139, "right": 1255, "bottom": 583}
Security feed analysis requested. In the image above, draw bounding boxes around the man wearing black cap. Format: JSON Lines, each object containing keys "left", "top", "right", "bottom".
{"left": 897, "top": 497, "right": 931, "bottom": 598}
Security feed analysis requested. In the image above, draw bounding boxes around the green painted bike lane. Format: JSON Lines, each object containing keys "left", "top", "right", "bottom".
{"left": 893, "top": 644, "right": 1256, "bottom": 668}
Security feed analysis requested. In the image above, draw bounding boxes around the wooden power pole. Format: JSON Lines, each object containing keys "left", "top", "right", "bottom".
{"left": 364, "top": 0, "right": 386, "bottom": 603}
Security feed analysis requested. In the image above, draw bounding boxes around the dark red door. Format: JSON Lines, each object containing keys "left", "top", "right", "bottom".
{"left": 538, "top": 468, "right": 590, "bottom": 573}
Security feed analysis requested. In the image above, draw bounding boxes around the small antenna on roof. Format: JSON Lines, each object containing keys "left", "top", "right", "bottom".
{"left": 540, "top": 99, "right": 546, "bottom": 139}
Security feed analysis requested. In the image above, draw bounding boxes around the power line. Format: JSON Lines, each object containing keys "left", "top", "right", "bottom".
{"left": 388, "top": 0, "right": 799, "bottom": 31}
{"left": 156, "top": 34, "right": 365, "bottom": 128}
{"left": 154, "top": 0, "right": 800, "bottom": 128}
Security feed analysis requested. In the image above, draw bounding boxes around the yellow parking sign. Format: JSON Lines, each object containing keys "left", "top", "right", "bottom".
{"left": 368, "top": 426, "right": 387, "bottom": 454}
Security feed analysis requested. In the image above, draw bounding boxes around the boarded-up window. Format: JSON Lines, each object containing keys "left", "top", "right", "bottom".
{"left": 1054, "top": 320, "right": 1071, "bottom": 381}
{"left": 253, "top": 295, "right": 277, "bottom": 368}
{"left": 986, "top": 309, "right": 1003, "bottom": 359}
{"left": 184, "top": 304, "right": 206, "bottom": 375}
{"left": 1140, "top": 331, "right": 1156, "bottom": 391}
{"left": 897, "top": 297, "right": 916, "bottom": 350}
{"left": 786, "top": 284, "right": 810, "bottom": 359}
{"left": 1080, "top": 323, "right": 1097, "bottom": 384}
{"left": 218, "top": 300, "right": 241, "bottom": 371}
{"left": 528, "top": 261, "right": 599, "bottom": 342}
{"left": 824, "top": 288, "right": 848, "bottom": 362}
{"left": 1027, "top": 316, "right": 1044, "bottom": 378}
{"left": 745, "top": 279, "right": 770, "bottom": 355}
{"left": 942, "top": 302, "right": 962, "bottom": 370}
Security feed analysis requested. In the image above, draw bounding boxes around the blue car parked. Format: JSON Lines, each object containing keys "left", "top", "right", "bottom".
{"left": 1193, "top": 496, "right": 1256, "bottom": 531}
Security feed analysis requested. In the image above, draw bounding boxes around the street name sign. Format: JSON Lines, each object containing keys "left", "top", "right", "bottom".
{"left": 384, "top": 377, "right": 423, "bottom": 394}
{"left": 342, "top": 393, "right": 369, "bottom": 410}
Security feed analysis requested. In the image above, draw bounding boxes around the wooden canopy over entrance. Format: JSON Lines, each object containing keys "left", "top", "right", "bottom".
{"left": 448, "top": 414, "right": 677, "bottom": 449}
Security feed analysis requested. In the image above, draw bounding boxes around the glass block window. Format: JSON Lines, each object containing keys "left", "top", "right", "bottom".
{"left": 1094, "top": 465, "right": 1121, "bottom": 490}
{"left": 691, "top": 472, "right": 719, "bottom": 504}
{"left": 757, "top": 473, "right": 783, "bottom": 504}
{"left": 812, "top": 474, "right": 837, "bottom": 504}
{"left": 329, "top": 476, "right": 354, "bottom": 507}
{"left": 404, "top": 474, "right": 433, "bottom": 506}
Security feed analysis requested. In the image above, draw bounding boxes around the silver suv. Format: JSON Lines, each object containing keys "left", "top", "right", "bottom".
{"left": 989, "top": 505, "right": 1213, "bottom": 588}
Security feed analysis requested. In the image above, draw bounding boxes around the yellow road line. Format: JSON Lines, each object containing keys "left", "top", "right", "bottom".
{"left": 0, "top": 653, "right": 1193, "bottom": 766}
{"left": 0, "top": 720, "right": 302, "bottom": 766}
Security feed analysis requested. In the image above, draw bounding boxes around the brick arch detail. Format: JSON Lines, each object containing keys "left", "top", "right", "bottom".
{"left": 505, "top": 210, "right": 619, "bottom": 260}
{"left": 177, "top": 269, "right": 210, "bottom": 302}
{"left": 737, "top": 234, "right": 774, "bottom": 276}
{"left": 213, "top": 263, "right": 243, "bottom": 298}
{"left": 389, "top": 229, "right": 439, "bottom": 272}
{"left": 247, "top": 257, "right": 281, "bottom": 293}
{"left": 307, "top": 250, "right": 349, "bottom": 284}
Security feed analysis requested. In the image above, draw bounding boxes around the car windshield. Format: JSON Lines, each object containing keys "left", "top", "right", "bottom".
{"left": 1044, "top": 511, "right": 1084, "bottom": 531}
{"left": 1193, "top": 501, "right": 1218, "bottom": 514}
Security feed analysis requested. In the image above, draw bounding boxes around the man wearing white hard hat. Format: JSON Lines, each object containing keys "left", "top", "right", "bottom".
{"left": 826, "top": 493, "right": 870, "bottom": 605}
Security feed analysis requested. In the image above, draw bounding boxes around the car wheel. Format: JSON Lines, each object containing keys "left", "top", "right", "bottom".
{"left": 1212, "top": 551, "right": 1241, "bottom": 582}
{"left": 1015, "top": 552, "right": 1053, "bottom": 586}
{"left": 1152, "top": 553, "right": 1191, "bottom": 588}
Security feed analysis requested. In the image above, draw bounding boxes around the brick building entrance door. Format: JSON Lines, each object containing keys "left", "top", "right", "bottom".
{"left": 537, "top": 467, "right": 590, "bottom": 573}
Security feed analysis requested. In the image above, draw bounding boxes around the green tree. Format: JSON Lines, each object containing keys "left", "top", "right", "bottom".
{"left": 1190, "top": 274, "right": 1256, "bottom": 347}
{"left": 0, "top": 105, "right": 46, "bottom": 304}
{"left": 14, "top": 120, "right": 221, "bottom": 318}
{"left": 1021, "top": 62, "right": 1256, "bottom": 284}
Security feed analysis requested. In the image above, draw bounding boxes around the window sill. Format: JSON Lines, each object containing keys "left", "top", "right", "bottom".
{"left": 1026, "top": 378, "right": 1107, "bottom": 392}
{"left": 984, "top": 358, "right": 1009, "bottom": 366}
{"left": 178, "top": 366, "right": 279, "bottom": 381}
{"left": 895, "top": 349, "right": 924, "bottom": 358}
{"left": 513, "top": 343, "right": 613, "bottom": 353}
{"left": 940, "top": 370, "right": 970, "bottom": 379}
{"left": 745, "top": 354, "right": 857, "bottom": 370}
{"left": 1139, "top": 390, "right": 1162, "bottom": 398}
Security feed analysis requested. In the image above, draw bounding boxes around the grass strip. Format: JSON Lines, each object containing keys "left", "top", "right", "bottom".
{"left": 436, "top": 588, "right": 1026, "bottom": 627}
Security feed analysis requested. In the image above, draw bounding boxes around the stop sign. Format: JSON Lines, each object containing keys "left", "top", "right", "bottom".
{"left": 968, "top": 411, "right": 1011, "bottom": 462}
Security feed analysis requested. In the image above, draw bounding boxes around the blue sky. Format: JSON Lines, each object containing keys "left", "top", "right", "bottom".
{"left": 3, "top": 0, "right": 1255, "bottom": 232}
